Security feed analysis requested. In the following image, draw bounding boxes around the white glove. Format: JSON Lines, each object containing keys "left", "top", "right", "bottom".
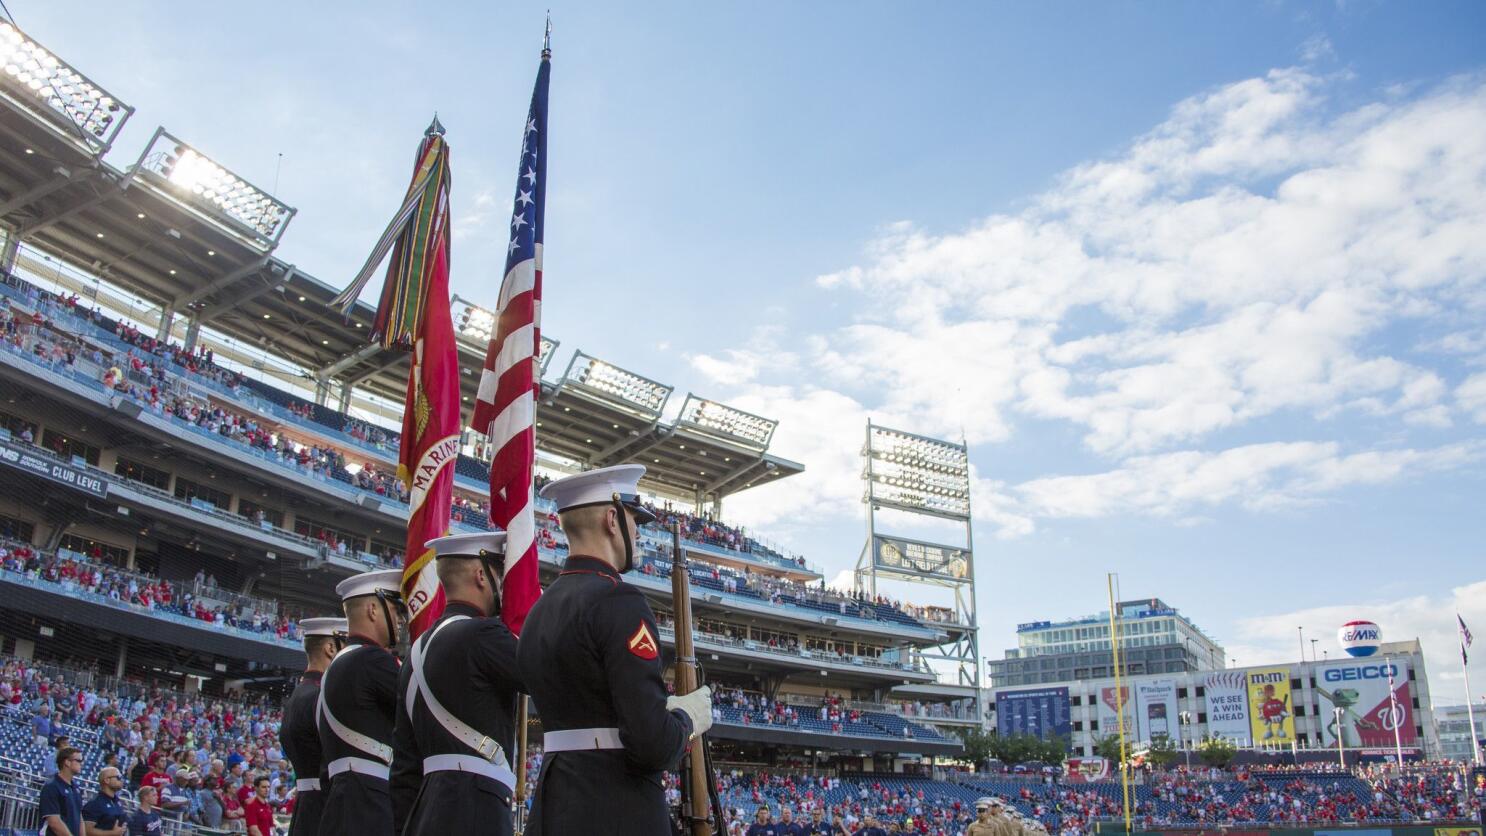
{"left": 666, "top": 685, "right": 713, "bottom": 737}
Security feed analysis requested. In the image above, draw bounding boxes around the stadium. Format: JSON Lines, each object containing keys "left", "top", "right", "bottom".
{"left": 0, "top": 13, "right": 1482, "bottom": 836}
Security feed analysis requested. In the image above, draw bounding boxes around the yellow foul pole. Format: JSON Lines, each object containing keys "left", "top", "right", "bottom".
{"left": 1107, "top": 574, "right": 1132, "bottom": 833}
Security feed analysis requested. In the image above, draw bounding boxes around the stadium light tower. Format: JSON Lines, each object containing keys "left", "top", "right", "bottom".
{"left": 856, "top": 420, "right": 980, "bottom": 692}
{"left": 131, "top": 127, "right": 296, "bottom": 249}
{"left": 0, "top": 21, "right": 134, "bottom": 155}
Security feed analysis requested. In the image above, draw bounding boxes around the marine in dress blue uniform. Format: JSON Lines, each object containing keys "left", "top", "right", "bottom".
{"left": 317, "top": 569, "right": 406, "bottom": 836}
{"left": 518, "top": 465, "right": 714, "bottom": 836}
{"left": 392, "top": 532, "right": 525, "bottom": 836}
{"left": 283, "top": 616, "right": 346, "bottom": 836}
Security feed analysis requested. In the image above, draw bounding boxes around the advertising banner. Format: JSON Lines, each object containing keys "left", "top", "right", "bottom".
{"left": 1135, "top": 679, "right": 1179, "bottom": 743}
{"left": 995, "top": 687, "right": 1071, "bottom": 741}
{"left": 872, "top": 534, "right": 970, "bottom": 581}
{"left": 0, "top": 438, "right": 108, "bottom": 498}
{"left": 1204, "top": 670, "right": 1252, "bottom": 744}
{"left": 1315, "top": 659, "right": 1416, "bottom": 748}
{"left": 1063, "top": 757, "right": 1110, "bottom": 783}
{"left": 1097, "top": 684, "right": 1135, "bottom": 741}
{"left": 1246, "top": 666, "right": 1295, "bottom": 744}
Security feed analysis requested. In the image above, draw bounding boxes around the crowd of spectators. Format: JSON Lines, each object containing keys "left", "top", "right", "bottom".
{"left": 0, "top": 539, "right": 300, "bottom": 642}
{"left": 3, "top": 652, "right": 292, "bottom": 831}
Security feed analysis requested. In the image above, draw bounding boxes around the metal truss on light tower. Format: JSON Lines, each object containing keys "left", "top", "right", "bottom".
{"left": 856, "top": 420, "right": 981, "bottom": 696}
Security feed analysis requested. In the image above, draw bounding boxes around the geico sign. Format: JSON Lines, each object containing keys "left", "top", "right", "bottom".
{"left": 1323, "top": 664, "right": 1399, "bottom": 682}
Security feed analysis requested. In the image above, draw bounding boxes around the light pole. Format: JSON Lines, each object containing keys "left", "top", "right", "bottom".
{"left": 1179, "top": 711, "right": 1193, "bottom": 770}
{"left": 1333, "top": 707, "right": 1346, "bottom": 770}
{"left": 1310, "top": 638, "right": 1318, "bottom": 662}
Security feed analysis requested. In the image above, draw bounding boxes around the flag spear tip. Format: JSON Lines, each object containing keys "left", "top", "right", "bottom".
{"left": 426, "top": 113, "right": 445, "bottom": 137}
{"left": 543, "top": 13, "right": 552, "bottom": 56}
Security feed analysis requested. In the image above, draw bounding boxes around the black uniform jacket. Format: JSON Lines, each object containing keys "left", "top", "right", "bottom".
{"left": 391, "top": 600, "right": 524, "bottom": 836}
{"left": 316, "top": 634, "right": 399, "bottom": 836}
{"left": 282, "top": 670, "right": 326, "bottom": 836}
{"left": 517, "top": 555, "right": 693, "bottom": 836}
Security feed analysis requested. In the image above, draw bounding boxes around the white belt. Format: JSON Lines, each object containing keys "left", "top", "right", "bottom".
{"left": 327, "top": 757, "right": 390, "bottom": 781}
{"left": 295, "top": 778, "right": 321, "bottom": 792}
{"left": 543, "top": 727, "right": 623, "bottom": 752}
{"left": 422, "top": 754, "right": 516, "bottom": 793}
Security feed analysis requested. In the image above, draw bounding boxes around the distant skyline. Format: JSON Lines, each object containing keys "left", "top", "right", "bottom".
{"left": 10, "top": 1, "right": 1485, "bottom": 701}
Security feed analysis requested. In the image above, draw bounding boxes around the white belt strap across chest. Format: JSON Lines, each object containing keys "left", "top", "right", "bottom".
{"left": 405, "top": 614, "right": 510, "bottom": 764}
{"left": 316, "top": 644, "right": 392, "bottom": 764}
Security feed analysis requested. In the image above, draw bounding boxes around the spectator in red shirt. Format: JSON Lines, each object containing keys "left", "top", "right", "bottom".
{"left": 141, "top": 753, "right": 171, "bottom": 793}
{"left": 243, "top": 775, "right": 274, "bottom": 836}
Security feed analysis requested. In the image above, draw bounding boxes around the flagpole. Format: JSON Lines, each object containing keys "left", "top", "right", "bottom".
{"left": 1465, "top": 643, "right": 1482, "bottom": 766}
{"left": 1386, "top": 655, "right": 1404, "bottom": 770}
{"left": 1107, "top": 574, "right": 1131, "bottom": 834}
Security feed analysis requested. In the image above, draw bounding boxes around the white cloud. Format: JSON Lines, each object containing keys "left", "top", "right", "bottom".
{"left": 1299, "top": 34, "right": 1337, "bottom": 64}
{"left": 801, "top": 71, "right": 1486, "bottom": 455}
{"left": 1009, "top": 439, "right": 1482, "bottom": 523}
{"left": 1458, "top": 372, "right": 1486, "bottom": 423}
{"left": 1225, "top": 579, "right": 1486, "bottom": 704}
{"left": 711, "top": 68, "right": 1486, "bottom": 569}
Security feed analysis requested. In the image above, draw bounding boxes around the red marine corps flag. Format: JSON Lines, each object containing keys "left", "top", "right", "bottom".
{"left": 332, "top": 118, "right": 459, "bottom": 638}
{"left": 471, "top": 29, "right": 550, "bottom": 636}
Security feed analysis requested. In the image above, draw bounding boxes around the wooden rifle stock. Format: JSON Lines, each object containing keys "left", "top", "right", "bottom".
{"left": 670, "top": 522, "right": 715, "bottom": 836}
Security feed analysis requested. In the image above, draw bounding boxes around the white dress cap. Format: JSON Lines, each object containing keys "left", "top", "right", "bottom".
{"left": 537, "top": 463, "right": 647, "bottom": 513}
{"left": 335, "top": 568, "right": 403, "bottom": 602}
{"left": 424, "top": 532, "right": 507, "bottom": 559}
{"left": 299, "top": 617, "right": 348, "bottom": 637}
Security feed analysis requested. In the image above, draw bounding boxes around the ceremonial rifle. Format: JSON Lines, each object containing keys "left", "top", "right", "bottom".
{"left": 670, "top": 522, "right": 721, "bottom": 836}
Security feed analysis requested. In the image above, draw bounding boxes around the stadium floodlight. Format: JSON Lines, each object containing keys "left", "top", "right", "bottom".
{"left": 865, "top": 424, "right": 971, "bottom": 519}
{"left": 0, "top": 22, "right": 132, "bottom": 153}
{"left": 678, "top": 394, "right": 776, "bottom": 449}
{"left": 454, "top": 294, "right": 559, "bottom": 375}
{"left": 133, "top": 127, "right": 296, "bottom": 247}
{"left": 564, "top": 351, "right": 670, "bottom": 415}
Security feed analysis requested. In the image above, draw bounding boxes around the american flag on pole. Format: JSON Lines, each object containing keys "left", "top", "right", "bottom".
{"left": 1462, "top": 614, "right": 1474, "bottom": 665}
{"left": 470, "top": 31, "right": 550, "bottom": 636}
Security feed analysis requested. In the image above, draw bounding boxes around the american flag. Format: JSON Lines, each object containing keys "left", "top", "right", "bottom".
{"left": 470, "top": 35, "right": 549, "bottom": 636}
{"left": 1462, "top": 614, "right": 1474, "bottom": 666}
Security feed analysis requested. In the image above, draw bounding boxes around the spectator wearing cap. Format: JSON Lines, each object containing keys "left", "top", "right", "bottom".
{"left": 40, "top": 746, "right": 85, "bottom": 836}
{"left": 159, "top": 769, "right": 192, "bottom": 820}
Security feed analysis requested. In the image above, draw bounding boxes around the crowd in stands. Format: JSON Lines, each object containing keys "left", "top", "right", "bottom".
{"left": 3, "top": 641, "right": 1484, "bottom": 836}
{"left": 2, "top": 652, "right": 293, "bottom": 831}
{"left": 0, "top": 539, "right": 301, "bottom": 643}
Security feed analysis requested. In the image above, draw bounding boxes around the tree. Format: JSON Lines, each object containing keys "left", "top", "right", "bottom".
{"left": 960, "top": 727, "right": 997, "bottom": 769}
{"left": 1196, "top": 736, "right": 1236, "bottom": 768}
{"left": 1145, "top": 735, "right": 1180, "bottom": 769}
{"left": 1093, "top": 734, "right": 1124, "bottom": 763}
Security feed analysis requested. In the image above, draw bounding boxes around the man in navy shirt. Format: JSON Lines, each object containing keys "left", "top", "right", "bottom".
{"left": 747, "top": 804, "right": 780, "bottom": 836}
{"left": 39, "top": 746, "right": 84, "bottom": 836}
{"left": 804, "top": 807, "right": 834, "bottom": 835}
{"left": 850, "top": 813, "right": 888, "bottom": 836}
{"left": 127, "top": 786, "right": 163, "bottom": 835}
{"left": 81, "top": 765, "right": 127, "bottom": 835}
{"left": 778, "top": 806, "right": 806, "bottom": 836}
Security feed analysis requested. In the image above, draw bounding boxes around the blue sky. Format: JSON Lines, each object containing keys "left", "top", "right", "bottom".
{"left": 14, "top": 1, "right": 1486, "bottom": 701}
